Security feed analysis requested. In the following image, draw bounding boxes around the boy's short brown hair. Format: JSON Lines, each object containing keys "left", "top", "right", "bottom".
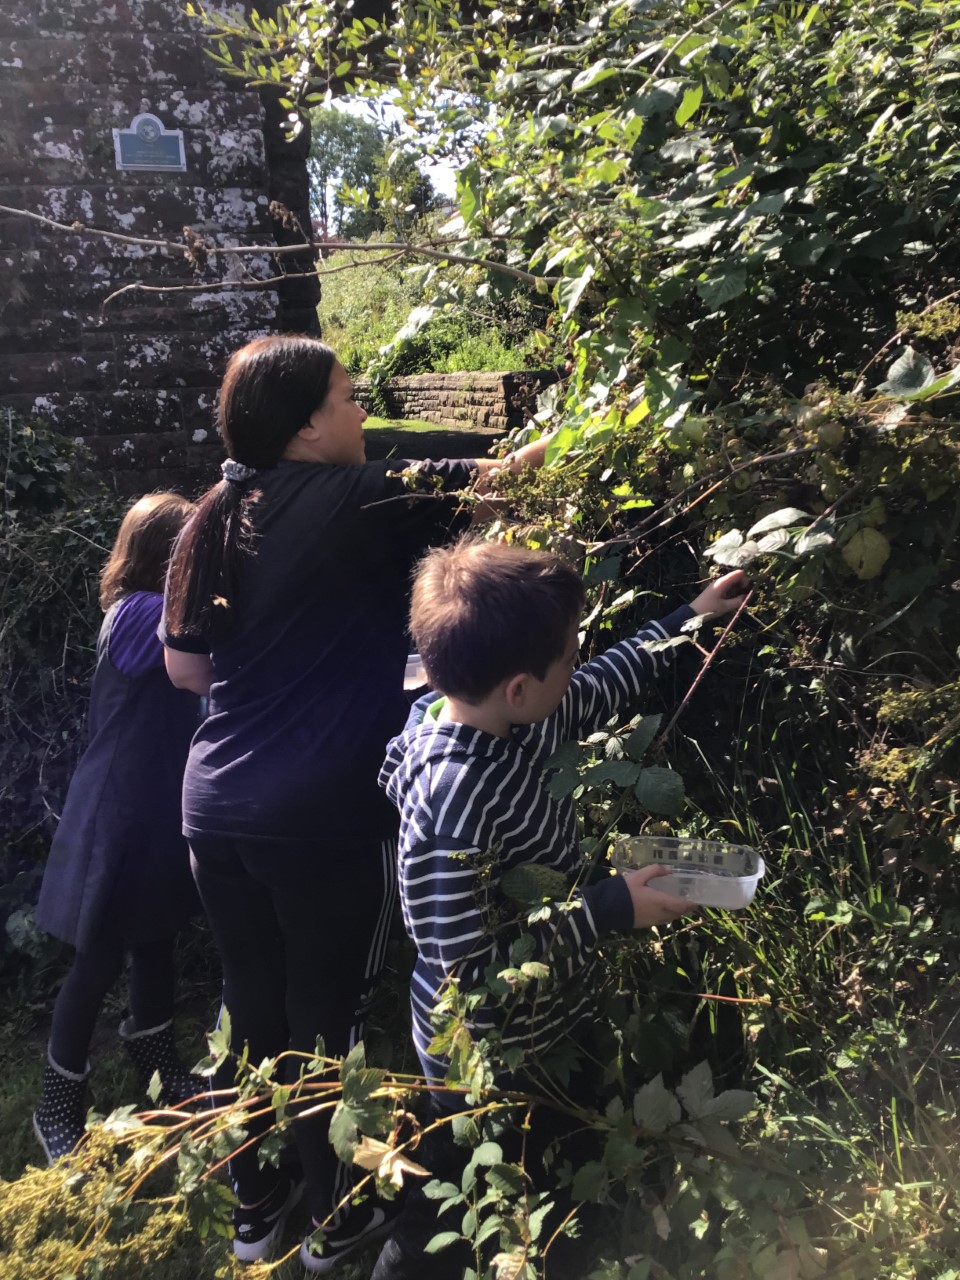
{"left": 411, "top": 540, "right": 586, "bottom": 703}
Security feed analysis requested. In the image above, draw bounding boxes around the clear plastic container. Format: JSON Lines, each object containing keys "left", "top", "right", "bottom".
{"left": 404, "top": 653, "right": 428, "bottom": 691}
{"left": 611, "top": 836, "right": 765, "bottom": 910}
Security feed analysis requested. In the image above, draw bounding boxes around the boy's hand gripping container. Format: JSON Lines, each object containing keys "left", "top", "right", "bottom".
{"left": 612, "top": 836, "right": 765, "bottom": 910}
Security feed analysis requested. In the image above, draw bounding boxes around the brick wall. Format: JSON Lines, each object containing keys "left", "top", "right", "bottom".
{"left": 0, "top": 0, "right": 318, "bottom": 496}
{"left": 354, "top": 370, "right": 559, "bottom": 433}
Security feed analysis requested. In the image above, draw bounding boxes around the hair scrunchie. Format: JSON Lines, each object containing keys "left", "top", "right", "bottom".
{"left": 221, "top": 459, "right": 258, "bottom": 484}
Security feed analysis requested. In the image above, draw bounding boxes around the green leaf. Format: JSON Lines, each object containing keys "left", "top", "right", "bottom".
{"left": 677, "top": 1060, "right": 715, "bottom": 1119}
{"left": 625, "top": 714, "right": 662, "bottom": 759}
{"left": 546, "top": 741, "right": 583, "bottom": 771}
{"left": 146, "top": 1069, "right": 162, "bottom": 1104}
{"left": 612, "top": 297, "right": 655, "bottom": 328}
{"left": 705, "top": 529, "right": 762, "bottom": 567}
{"left": 633, "top": 79, "right": 683, "bottom": 118}
{"left": 586, "top": 555, "right": 623, "bottom": 582}
{"left": 675, "top": 84, "right": 703, "bottom": 126}
{"left": 878, "top": 345, "right": 936, "bottom": 397}
{"left": 571, "top": 1160, "right": 607, "bottom": 1201}
{"left": 340, "top": 1041, "right": 366, "bottom": 1078}
{"left": 545, "top": 425, "right": 579, "bottom": 464}
{"left": 583, "top": 759, "right": 642, "bottom": 787}
{"left": 394, "top": 305, "right": 437, "bottom": 345}
{"left": 486, "top": 1163, "right": 526, "bottom": 1195}
{"left": 794, "top": 528, "right": 835, "bottom": 556}
{"left": 329, "top": 1100, "right": 358, "bottom": 1160}
{"left": 696, "top": 268, "right": 747, "bottom": 310}
{"left": 702, "top": 1089, "right": 757, "bottom": 1122}
{"left": 469, "top": 1141, "right": 503, "bottom": 1167}
{"left": 529, "top": 1200, "right": 555, "bottom": 1240}
{"left": 633, "top": 1074, "right": 682, "bottom": 1134}
{"left": 635, "top": 767, "right": 685, "bottom": 815}
{"left": 572, "top": 59, "right": 618, "bottom": 93}
{"left": 757, "top": 529, "right": 790, "bottom": 554}
{"left": 424, "top": 1231, "right": 461, "bottom": 1254}
{"left": 547, "top": 768, "right": 582, "bottom": 800}
{"left": 423, "top": 1180, "right": 461, "bottom": 1201}
{"left": 783, "top": 232, "right": 834, "bottom": 266}
{"left": 747, "top": 507, "right": 812, "bottom": 537}
{"left": 457, "top": 163, "right": 482, "bottom": 228}
{"left": 556, "top": 264, "right": 596, "bottom": 320}
{"left": 908, "top": 363, "right": 960, "bottom": 400}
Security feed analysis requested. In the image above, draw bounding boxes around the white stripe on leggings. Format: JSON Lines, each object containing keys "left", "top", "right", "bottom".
{"left": 333, "top": 838, "right": 398, "bottom": 1215}
{"left": 347, "top": 836, "right": 398, "bottom": 1053}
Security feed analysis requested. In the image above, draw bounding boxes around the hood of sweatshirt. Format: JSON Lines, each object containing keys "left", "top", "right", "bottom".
{"left": 379, "top": 691, "right": 516, "bottom": 811}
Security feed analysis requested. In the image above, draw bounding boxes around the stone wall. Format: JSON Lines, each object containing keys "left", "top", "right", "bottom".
{"left": 0, "top": 0, "right": 318, "bottom": 496}
{"left": 354, "top": 370, "right": 559, "bottom": 433}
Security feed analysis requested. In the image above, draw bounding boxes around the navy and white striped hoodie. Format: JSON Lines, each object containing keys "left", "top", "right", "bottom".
{"left": 379, "top": 604, "right": 695, "bottom": 1081}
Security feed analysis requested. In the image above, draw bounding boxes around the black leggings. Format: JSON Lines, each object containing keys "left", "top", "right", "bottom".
{"left": 50, "top": 934, "right": 178, "bottom": 1075}
{"left": 189, "top": 832, "right": 397, "bottom": 1219}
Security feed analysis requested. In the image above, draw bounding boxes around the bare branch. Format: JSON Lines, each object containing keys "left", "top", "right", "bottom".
{"left": 0, "top": 202, "right": 559, "bottom": 288}
{"left": 100, "top": 254, "right": 408, "bottom": 307}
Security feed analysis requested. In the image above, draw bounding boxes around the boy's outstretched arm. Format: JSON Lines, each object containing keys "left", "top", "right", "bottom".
{"left": 554, "top": 569, "right": 749, "bottom": 741}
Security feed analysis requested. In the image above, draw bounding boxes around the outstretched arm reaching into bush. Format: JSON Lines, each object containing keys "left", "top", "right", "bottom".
{"left": 551, "top": 569, "right": 750, "bottom": 742}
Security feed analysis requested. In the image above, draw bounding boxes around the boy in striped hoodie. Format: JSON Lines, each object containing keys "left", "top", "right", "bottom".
{"left": 373, "top": 541, "right": 748, "bottom": 1279}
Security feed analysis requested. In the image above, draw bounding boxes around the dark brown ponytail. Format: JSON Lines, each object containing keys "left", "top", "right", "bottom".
{"left": 163, "top": 335, "right": 337, "bottom": 640}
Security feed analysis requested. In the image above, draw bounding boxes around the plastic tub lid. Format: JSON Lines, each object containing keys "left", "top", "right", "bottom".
{"left": 404, "top": 653, "right": 427, "bottom": 690}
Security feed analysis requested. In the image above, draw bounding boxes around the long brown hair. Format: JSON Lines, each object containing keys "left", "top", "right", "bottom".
{"left": 163, "top": 335, "right": 338, "bottom": 640}
{"left": 100, "top": 492, "right": 196, "bottom": 611}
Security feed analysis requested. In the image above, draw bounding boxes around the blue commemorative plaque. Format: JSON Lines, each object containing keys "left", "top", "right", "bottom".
{"left": 113, "top": 113, "right": 186, "bottom": 172}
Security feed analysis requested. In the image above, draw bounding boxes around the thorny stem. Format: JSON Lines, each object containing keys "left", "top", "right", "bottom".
{"left": 660, "top": 589, "right": 754, "bottom": 739}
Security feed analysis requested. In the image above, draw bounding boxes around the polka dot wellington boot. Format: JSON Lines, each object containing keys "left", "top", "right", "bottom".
{"left": 118, "top": 1016, "right": 206, "bottom": 1108}
{"left": 33, "top": 1047, "right": 89, "bottom": 1164}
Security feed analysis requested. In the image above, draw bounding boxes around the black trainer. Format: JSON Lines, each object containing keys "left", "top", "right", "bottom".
{"left": 300, "top": 1197, "right": 397, "bottom": 1274}
{"left": 231, "top": 1171, "right": 304, "bottom": 1263}
{"left": 369, "top": 1184, "right": 468, "bottom": 1280}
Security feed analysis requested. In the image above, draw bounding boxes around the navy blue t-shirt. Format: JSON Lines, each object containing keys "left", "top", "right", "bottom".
{"left": 160, "top": 456, "right": 476, "bottom": 844}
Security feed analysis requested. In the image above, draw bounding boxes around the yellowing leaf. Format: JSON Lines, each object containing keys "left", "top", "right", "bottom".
{"left": 492, "top": 1249, "right": 529, "bottom": 1280}
{"left": 841, "top": 528, "right": 891, "bottom": 580}
{"left": 352, "top": 1135, "right": 429, "bottom": 1189}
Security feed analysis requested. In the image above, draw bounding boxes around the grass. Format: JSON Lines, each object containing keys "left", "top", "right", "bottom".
{"left": 364, "top": 416, "right": 444, "bottom": 432}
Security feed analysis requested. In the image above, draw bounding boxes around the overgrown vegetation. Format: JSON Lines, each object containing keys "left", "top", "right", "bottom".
{"left": 0, "top": 413, "right": 124, "bottom": 989}
{"left": 6, "top": 0, "right": 960, "bottom": 1276}
{"left": 317, "top": 242, "right": 538, "bottom": 376}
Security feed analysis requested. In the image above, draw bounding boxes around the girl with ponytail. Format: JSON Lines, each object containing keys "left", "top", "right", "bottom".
{"left": 161, "top": 334, "right": 551, "bottom": 1269}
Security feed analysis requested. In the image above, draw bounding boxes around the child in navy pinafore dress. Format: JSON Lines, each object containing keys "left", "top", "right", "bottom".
{"left": 33, "top": 492, "right": 203, "bottom": 1163}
